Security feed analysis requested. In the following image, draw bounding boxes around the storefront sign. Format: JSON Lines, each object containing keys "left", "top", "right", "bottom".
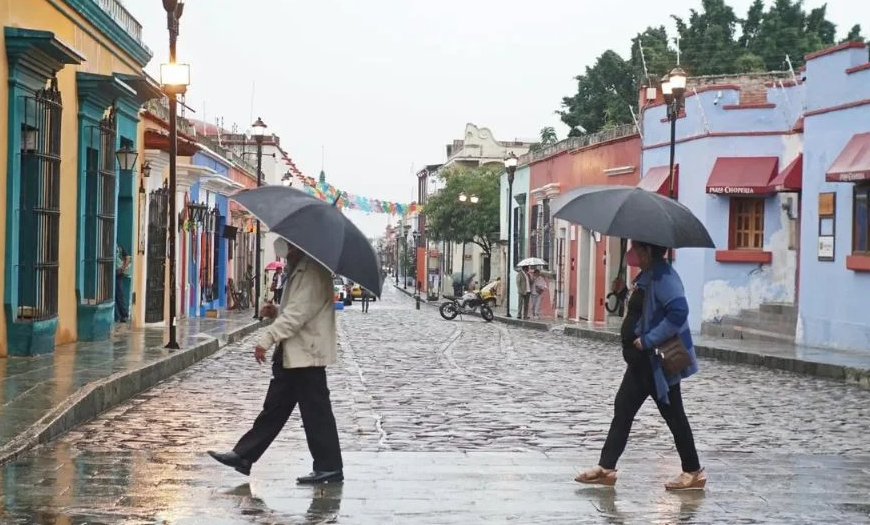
{"left": 818, "top": 192, "right": 836, "bottom": 262}
{"left": 818, "top": 236, "right": 834, "bottom": 260}
{"left": 827, "top": 171, "right": 870, "bottom": 183}
{"left": 707, "top": 186, "right": 759, "bottom": 195}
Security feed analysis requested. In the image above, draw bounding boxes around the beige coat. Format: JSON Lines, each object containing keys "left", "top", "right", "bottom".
{"left": 255, "top": 255, "right": 337, "bottom": 368}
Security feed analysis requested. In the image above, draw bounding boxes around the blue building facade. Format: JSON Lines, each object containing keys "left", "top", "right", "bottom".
{"left": 500, "top": 165, "right": 530, "bottom": 318}
{"left": 188, "top": 151, "right": 231, "bottom": 317}
{"left": 640, "top": 74, "right": 804, "bottom": 332}
{"left": 798, "top": 43, "right": 870, "bottom": 351}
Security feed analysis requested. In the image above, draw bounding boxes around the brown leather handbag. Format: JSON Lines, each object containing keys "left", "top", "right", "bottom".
{"left": 642, "top": 286, "right": 691, "bottom": 376}
{"left": 654, "top": 335, "right": 692, "bottom": 376}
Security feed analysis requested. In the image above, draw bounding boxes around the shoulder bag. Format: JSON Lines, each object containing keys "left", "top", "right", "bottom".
{"left": 642, "top": 282, "right": 691, "bottom": 376}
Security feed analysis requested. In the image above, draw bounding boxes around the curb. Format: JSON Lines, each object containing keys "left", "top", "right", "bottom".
{"left": 394, "top": 286, "right": 870, "bottom": 389}
{"left": 0, "top": 319, "right": 267, "bottom": 466}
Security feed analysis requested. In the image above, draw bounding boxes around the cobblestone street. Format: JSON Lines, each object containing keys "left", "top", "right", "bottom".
{"left": 2, "top": 285, "right": 870, "bottom": 524}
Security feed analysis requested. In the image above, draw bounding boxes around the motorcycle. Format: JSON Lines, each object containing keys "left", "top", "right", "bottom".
{"left": 439, "top": 292, "right": 495, "bottom": 322}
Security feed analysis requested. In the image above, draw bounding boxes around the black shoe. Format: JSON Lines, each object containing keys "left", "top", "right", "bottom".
{"left": 207, "top": 450, "right": 251, "bottom": 476}
{"left": 296, "top": 470, "right": 343, "bottom": 484}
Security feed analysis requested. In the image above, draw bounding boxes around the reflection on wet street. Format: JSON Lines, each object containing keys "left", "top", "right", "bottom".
{"left": 2, "top": 286, "right": 870, "bottom": 524}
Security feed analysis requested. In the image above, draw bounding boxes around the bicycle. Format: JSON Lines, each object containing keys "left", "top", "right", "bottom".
{"left": 228, "top": 278, "right": 251, "bottom": 310}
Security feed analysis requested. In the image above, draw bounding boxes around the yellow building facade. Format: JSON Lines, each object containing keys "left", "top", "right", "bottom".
{"left": 0, "top": 0, "right": 158, "bottom": 356}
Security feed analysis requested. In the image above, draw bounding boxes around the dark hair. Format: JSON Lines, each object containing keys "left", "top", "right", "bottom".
{"left": 634, "top": 241, "right": 668, "bottom": 260}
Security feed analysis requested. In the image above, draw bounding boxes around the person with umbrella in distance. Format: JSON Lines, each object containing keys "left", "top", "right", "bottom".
{"left": 551, "top": 186, "right": 713, "bottom": 491}
{"left": 210, "top": 186, "right": 383, "bottom": 484}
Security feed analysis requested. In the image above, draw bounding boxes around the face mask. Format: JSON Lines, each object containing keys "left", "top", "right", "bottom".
{"left": 274, "top": 238, "right": 290, "bottom": 258}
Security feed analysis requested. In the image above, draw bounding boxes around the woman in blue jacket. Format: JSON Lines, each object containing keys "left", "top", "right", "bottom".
{"left": 575, "top": 241, "right": 705, "bottom": 490}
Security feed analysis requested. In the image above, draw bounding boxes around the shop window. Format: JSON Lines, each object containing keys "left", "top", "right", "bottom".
{"left": 18, "top": 79, "right": 63, "bottom": 320}
{"left": 83, "top": 107, "right": 117, "bottom": 304}
{"left": 729, "top": 198, "right": 765, "bottom": 250}
{"left": 853, "top": 184, "right": 870, "bottom": 254}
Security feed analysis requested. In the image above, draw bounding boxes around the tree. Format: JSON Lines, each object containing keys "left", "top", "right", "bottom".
{"left": 672, "top": 0, "right": 742, "bottom": 75}
{"left": 558, "top": 50, "right": 636, "bottom": 135}
{"left": 741, "top": 0, "right": 838, "bottom": 71}
{"left": 424, "top": 166, "right": 501, "bottom": 257}
{"left": 630, "top": 26, "right": 678, "bottom": 86}
{"left": 840, "top": 24, "right": 865, "bottom": 44}
{"left": 540, "top": 126, "right": 558, "bottom": 145}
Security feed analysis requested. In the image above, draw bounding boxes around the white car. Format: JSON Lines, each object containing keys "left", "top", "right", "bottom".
{"left": 333, "top": 276, "right": 353, "bottom": 306}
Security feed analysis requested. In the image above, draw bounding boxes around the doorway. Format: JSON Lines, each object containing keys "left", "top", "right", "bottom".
{"left": 576, "top": 227, "right": 591, "bottom": 320}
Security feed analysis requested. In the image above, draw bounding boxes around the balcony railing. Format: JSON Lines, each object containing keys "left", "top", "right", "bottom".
{"left": 195, "top": 134, "right": 260, "bottom": 176}
{"left": 92, "top": 0, "right": 152, "bottom": 54}
{"left": 144, "top": 99, "right": 196, "bottom": 136}
{"left": 520, "top": 123, "right": 637, "bottom": 165}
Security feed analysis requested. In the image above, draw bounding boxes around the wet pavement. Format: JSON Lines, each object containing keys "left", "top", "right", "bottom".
{"left": 2, "top": 285, "right": 870, "bottom": 523}
{"left": 0, "top": 312, "right": 261, "bottom": 461}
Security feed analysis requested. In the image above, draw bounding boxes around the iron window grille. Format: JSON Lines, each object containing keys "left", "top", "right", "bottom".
{"left": 83, "top": 106, "right": 117, "bottom": 304}
{"left": 18, "top": 78, "right": 62, "bottom": 321}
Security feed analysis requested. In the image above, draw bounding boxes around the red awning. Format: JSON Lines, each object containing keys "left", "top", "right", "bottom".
{"left": 637, "top": 165, "right": 678, "bottom": 197}
{"left": 826, "top": 132, "right": 870, "bottom": 182}
{"left": 705, "top": 157, "right": 778, "bottom": 195}
{"left": 769, "top": 154, "right": 802, "bottom": 192}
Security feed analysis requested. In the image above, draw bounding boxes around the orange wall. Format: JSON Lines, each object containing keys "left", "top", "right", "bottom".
{"left": 529, "top": 135, "right": 641, "bottom": 321}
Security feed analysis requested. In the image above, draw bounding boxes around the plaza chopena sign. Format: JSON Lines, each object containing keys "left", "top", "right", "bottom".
{"left": 296, "top": 176, "right": 421, "bottom": 216}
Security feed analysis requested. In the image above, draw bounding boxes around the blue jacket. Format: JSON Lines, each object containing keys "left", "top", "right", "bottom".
{"left": 634, "top": 260, "right": 698, "bottom": 404}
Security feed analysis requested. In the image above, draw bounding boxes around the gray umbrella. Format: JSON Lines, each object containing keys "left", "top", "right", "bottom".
{"left": 231, "top": 186, "right": 382, "bottom": 297}
{"left": 551, "top": 185, "right": 715, "bottom": 249}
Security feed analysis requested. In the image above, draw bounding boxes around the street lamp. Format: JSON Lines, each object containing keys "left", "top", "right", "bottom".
{"left": 412, "top": 230, "right": 421, "bottom": 298}
{"left": 661, "top": 66, "right": 687, "bottom": 263}
{"left": 402, "top": 223, "right": 411, "bottom": 289}
{"left": 251, "top": 117, "right": 266, "bottom": 319}
{"left": 115, "top": 145, "right": 138, "bottom": 172}
{"left": 504, "top": 152, "right": 518, "bottom": 317}
{"left": 161, "top": 0, "right": 188, "bottom": 350}
{"left": 281, "top": 171, "right": 292, "bottom": 187}
{"left": 458, "top": 192, "right": 479, "bottom": 293}
{"left": 394, "top": 231, "right": 400, "bottom": 287}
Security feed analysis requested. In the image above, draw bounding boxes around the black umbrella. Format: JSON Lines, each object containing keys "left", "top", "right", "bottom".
{"left": 551, "top": 185, "right": 715, "bottom": 249}
{"left": 231, "top": 186, "right": 382, "bottom": 297}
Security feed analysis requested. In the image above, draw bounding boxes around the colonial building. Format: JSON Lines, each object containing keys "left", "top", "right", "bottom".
{"left": 1, "top": 0, "right": 158, "bottom": 355}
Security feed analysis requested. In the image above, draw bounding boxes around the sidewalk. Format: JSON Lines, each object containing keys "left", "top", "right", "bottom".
{"left": 0, "top": 311, "right": 265, "bottom": 465}
{"left": 396, "top": 285, "right": 870, "bottom": 389}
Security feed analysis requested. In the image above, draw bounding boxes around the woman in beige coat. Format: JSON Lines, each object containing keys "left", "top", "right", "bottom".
{"left": 208, "top": 238, "right": 344, "bottom": 485}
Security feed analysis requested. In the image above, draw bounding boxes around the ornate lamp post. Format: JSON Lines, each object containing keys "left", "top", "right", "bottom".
{"left": 661, "top": 66, "right": 687, "bottom": 263}
{"left": 457, "top": 193, "right": 479, "bottom": 293}
{"left": 503, "top": 152, "right": 517, "bottom": 317}
{"left": 250, "top": 117, "right": 267, "bottom": 318}
{"left": 161, "top": 0, "right": 190, "bottom": 350}
{"left": 402, "top": 223, "right": 411, "bottom": 289}
{"left": 412, "top": 229, "right": 421, "bottom": 307}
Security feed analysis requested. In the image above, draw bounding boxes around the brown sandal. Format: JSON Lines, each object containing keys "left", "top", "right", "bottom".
{"left": 575, "top": 465, "right": 617, "bottom": 486}
{"left": 664, "top": 468, "right": 707, "bottom": 491}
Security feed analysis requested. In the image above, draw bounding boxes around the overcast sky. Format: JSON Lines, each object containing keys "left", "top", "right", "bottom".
{"left": 125, "top": 0, "right": 864, "bottom": 236}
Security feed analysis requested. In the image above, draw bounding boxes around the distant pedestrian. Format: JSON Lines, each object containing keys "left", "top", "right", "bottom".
{"left": 515, "top": 266, "right": 531, "bottom": 319}
{"left": 209, "top": 237, "right": 344, "bottom": 485}
{"left": 361, "top": 287, "right": 371, "bottom": 313}
{"left": 115, "top": 246, "right": 131, "bottom": 323}
{"left": 575, "top": 241, "right": 705, "bottom": 491}
{"left": 273, "top": 267, "right": 287, "bottom": 304}
{"left": 530, "top": 269, "right": 548, "bottom": 319}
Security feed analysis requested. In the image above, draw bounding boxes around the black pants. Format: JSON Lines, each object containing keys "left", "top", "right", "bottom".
{"left": 598, "top": 366, "right": 700, "bottom": 473}
{"left": 273, "top": 287, "right": 284, "bottom": 304}
{"left": 361, "top": 294, "right": 370, "bottom": 312}
{"left": 234, "top": 353, "right": 343, "bottom": 472}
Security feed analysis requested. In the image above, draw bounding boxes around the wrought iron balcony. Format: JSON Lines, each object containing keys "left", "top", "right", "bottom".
{"left": 92, "top": 0, "right": 152, "bottom": 54}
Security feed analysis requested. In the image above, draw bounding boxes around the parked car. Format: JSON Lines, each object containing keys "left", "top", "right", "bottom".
{"left": 333, "top": 276, "right": 353, "bottom": 306}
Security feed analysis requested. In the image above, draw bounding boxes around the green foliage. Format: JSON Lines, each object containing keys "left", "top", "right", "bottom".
{"left": 841, "top": 24, "right": 865, "bottom": 44}
{"left": 557, "top": 0, "right": 849, "bottom": 135}
{"left": 672, "top": 0, "right": 742, "bottom": 75}
{"left": 630, "top": 26, "right": 678, "bottom": 86}
{"left": 558, "top": 50, "right": 637, "bottom": 135}
{"left": 540, "top": 127, "right": 558, "bottom": 145}
{"left": 424, "top": 166, "right": 501, "bottom": 255}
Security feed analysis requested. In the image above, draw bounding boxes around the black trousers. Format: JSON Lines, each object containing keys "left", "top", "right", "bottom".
{"left": 598, "top": 365, "right": 700, "bottom": 473}
{"left": 234, "top": 353, "right": 343, "bottom": 472}
{"left": 361, "top": 294, "right": 370, "bottom": 312}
